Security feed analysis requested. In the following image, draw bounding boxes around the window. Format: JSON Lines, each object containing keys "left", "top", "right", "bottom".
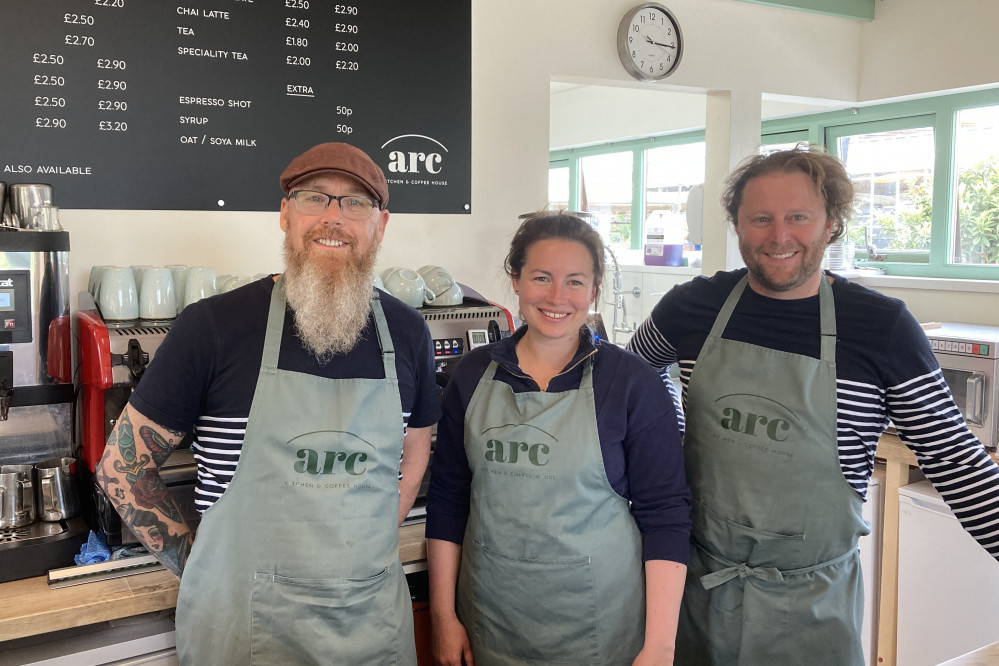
{"left": 763, "top": 87, "right": 999, "bottom": 279}
{"left": 953, "top": 105, "right": 999, "bottom": 266}
{"left": 645, "top": 142, "right": 706, "bottom": 248}
{"left": 829, "top": 120, "right": 935, "bottom": 259}
{"left": 579, "top": 152, "right": 634, "bottom": 253}
{"left": 548, "top": 164, "right": 570, "bottom": 211}
{"left": 549, "top": 132, "right": 706, "bottom": 262}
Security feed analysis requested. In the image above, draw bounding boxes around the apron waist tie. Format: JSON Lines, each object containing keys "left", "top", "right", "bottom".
{"left": 697, "top": 543, "right": 856, "bottom": 590}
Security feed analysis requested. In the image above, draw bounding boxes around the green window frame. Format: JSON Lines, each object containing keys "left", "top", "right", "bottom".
{"left": 549, "top": 131, "right": 705, "bottom": 251}
{"left": 764, "top": 87, "right": 999, "bottom": 279}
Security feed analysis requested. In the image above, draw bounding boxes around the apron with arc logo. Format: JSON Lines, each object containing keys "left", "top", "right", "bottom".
{"left": 175, "top": 277, "right": 416, "bottom": 665}
{"left": 455, "top": 357, "right": 646, "bottom": 666}
{"left": 676, "top": 275, "right": 868, "bottom": 665}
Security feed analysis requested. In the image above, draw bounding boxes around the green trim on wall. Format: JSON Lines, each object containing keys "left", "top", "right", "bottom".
{"left": 731, "top": 0, "right": 873, "bottom": 21}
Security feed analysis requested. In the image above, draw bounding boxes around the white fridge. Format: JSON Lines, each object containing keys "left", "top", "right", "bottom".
{"left": 896, "top": 480, "right": 999, "bottom": 666}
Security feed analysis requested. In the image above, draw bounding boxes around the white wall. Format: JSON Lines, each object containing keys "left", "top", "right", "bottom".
{"left": 55, "top": 0, "right": 999, "bottom": 321}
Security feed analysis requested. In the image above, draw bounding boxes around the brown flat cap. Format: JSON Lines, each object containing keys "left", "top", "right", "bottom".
{"left": 279, "top": 142, "right": 389, "bottom": 207}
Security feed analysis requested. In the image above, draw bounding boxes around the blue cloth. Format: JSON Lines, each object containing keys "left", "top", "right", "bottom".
{"left": 74, "top": 530, "right": 110, "bottom": 565}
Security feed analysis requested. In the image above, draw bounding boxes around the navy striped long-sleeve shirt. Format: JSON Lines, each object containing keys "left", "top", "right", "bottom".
{"left": 627, "top": 268, "right": 999, "bottom": 560}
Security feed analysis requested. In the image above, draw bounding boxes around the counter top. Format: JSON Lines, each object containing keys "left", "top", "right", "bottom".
{"left": 938, "top": 641, "right": 999, "bottom": 665}
{"left": 0, "top": 522, "right": 427, "bottom": 642}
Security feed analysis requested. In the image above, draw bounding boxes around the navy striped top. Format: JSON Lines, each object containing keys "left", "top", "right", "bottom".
{"left": 627, "top": 268, "right": 999, "bottom": 560}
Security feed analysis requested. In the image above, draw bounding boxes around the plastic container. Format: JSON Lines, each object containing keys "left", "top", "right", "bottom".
{"left": 644, "top": 215, "right": 686, "bottom": 266}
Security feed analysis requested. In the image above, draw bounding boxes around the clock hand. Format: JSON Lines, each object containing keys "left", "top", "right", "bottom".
{"left": 644, "top": 35, "right": 677, "bottom": 49}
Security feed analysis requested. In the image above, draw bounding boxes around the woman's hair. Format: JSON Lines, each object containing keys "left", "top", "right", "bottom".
{"left": 504, "top": 211, "right": 605, "bottom": 303}
{"left": 721, "top": 143, "right": 855, "bottom": 244}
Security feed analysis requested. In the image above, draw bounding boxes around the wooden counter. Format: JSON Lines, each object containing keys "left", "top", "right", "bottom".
{"left": 938, "top": 641, "right": 999, "bottom": 665}
{"left": 874, "top": 434, "right": 999, "bottom": 666}
{"left": 0, "top": 522, "right": 427, "bottom": 642}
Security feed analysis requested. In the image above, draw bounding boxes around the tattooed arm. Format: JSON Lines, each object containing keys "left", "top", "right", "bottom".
{"left": 95, "top": 404, "right": 195, "bottom": 578}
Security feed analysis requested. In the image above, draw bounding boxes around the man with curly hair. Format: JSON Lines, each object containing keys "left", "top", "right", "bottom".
{"left": 627, "top": 144, "right": 999, "bottom": 664}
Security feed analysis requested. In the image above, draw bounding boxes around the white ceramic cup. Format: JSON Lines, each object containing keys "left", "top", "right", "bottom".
{"left": 167, "top": 265, "right": 189, "bottom": 314}
{"left": 417, "top": 265, "right": 457, "bottom": 299}
{"left": 88, "top": 265, "right": 116, "bottom": 298}
{"left": 139, "top": 268, "right": 178, "bottom": 320}
{"left": 130, "top": 265, "right": 153, "bottom": 293}
{"left": 183, "top": 267, "right": 216, "bottom": 309}
{"left": 229, "top": 275, "right": 254, "bottom": 291}
{"left": 98, "top": 267, "right": 139, "bottom": 321}
{"left": 380, "top": 267, "right": 404, "bottom": 283}
{"left": 431, "top": 281, "right": 464, "bottom": 306}
{"left": 383, "top": 268, "right": 433, "bottom": 308}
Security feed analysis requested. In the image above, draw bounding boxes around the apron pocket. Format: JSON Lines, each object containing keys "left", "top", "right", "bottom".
{"left": 695, "top": 499, "right": 805, "bottom": 565}
{"left": 469, "top": 544, "right": 600, "bottom": 664}
{"left": 250, "top": 568, "right": 399, "bottom": 665}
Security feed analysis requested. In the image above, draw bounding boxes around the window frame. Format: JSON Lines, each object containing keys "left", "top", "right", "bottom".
{"left": 550, "top": 130, "right": 705, "bottom": 251}
{"left": 763, "top": 87, "right": 999, "bottom": 280}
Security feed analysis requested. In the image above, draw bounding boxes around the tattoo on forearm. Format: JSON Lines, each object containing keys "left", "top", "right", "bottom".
{"left": 139, "top": 424, "right": 178, "bottom": 466}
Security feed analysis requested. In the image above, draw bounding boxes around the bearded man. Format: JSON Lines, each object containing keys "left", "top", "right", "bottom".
{"left": 97, "top": 143, "right": 438, "bottom": 665}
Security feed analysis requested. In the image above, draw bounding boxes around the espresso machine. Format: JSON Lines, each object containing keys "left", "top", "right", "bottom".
{"left": 0, "top": 195, "right": 89, "bottom": 583}
{"left": 75, "top": 298, "right": 200, "bottom": 548}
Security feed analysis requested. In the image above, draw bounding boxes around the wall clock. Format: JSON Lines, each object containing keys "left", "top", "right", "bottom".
{"left": 617, "top": 3, "right": 683, "bottom": 81}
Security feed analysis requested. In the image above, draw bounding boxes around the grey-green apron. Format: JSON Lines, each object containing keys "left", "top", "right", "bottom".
{"left": 676, "top": 275, "right": 867, "bottom": 666}
{"left": 456, "top": 356, "right": 646, "bottom": 666}
{"left": 175, "top": 277, "right": 416, "bottom": 665}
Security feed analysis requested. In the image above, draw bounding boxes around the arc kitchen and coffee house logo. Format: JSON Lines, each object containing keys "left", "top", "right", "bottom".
{"left": 713, "top": 393, "right": 802, "bottom": 459}
{"left": 381, "top": 134, "right": 449, "bottom": 187}
{"left": 286, "top": 430, "right": 376, "bottom": 489}
{"left": 477, "top": 423, "right": 558, "bottom": 480}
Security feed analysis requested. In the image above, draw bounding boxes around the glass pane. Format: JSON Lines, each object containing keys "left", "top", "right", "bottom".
{"left": 761, "top": 141, "right": 803, "bottom": 155}
{"left": 837, "top": 128, "right": 935, "bottom": 255}
{"left": 954, "top": 106, "right": 999, "bottom": 266}
{"left": 548, "top": 166, "right": 570, "bottom": 211}
{"left": 645, "top": 142, "right": 705, "bottom": 253}
{"left": 579, "top": 152, "right": 633, "bottom": 253}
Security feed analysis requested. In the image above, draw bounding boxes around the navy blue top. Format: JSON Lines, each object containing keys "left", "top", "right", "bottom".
{"left": 131, "top": 276, "right": 440, "bottom": 433}
{"left": 129, "top": 276, "right": 441, "bottom": 514}
{"left": 426, "top": 325, "right": 692, "bottom": 564}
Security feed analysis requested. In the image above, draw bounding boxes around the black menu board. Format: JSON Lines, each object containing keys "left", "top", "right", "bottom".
{"left": 0, "top": 1, "right": 471, "bottom": 214}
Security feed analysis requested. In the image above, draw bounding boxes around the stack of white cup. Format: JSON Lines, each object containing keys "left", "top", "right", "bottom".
{"left": 88, "top": 265, "right": 224, "bottom": 322}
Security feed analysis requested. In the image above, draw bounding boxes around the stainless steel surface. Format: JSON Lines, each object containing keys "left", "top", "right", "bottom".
{"left": 47, "top": 553, "right": 165, "bottom": 589}
{"left": 923, "top": 322, "right": 999, "bottom": 451}
{"left": 0, "top": 517, "right": 67, "bottom": 545}
{"left": 0, "top": 236, "right": 70, "bottom": 387}
{"left": 6, "top": 184, "right": 52, "bottom": 228}
{"left": 0, "top": 465, "right": 35, "bottom": 526}
{"left": 35, "top": 457, "right": 79, "bottom": 521}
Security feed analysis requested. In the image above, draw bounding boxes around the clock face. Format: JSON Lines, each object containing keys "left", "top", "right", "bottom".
{"left": 617, "top": 3, "right": 683, "bottom": 81}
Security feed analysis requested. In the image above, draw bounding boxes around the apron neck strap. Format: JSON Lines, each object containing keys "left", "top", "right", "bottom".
{"left": 709, "top": 272, "right": 837, "bottom": 362}
{"left": 263, "top": 276, "right": 396, "bottom": 377}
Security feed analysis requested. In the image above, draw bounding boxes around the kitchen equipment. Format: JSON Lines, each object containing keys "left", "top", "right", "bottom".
{"left": 404, "top": 284, "right": 515, "bottom": 523}
{"left": 0, "top": 225, "right": 89, "bottom": 583}
{"left": 75, "top": 297, "right": 200, "bottom": 547}
{"left": 922, "top": 322, "right": 999, "bottom": 451}
{"left": 35, "top": 456, "right": 80, "bottom": 521}
{"left": 0, "top": 464, "right": 36, "bottom": 527}
{"left": 7, "top": 183, "right": 53, "bottom": 229}
{"left": 896, "top": 480, "right": 999, "bottom": 666}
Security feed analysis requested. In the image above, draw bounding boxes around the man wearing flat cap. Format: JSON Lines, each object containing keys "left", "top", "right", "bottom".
{"left": 97, "top": 142, "right": 438, "bottom": 664}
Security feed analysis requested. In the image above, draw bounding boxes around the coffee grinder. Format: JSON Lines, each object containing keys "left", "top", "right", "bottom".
{"left": 0, "top": 223, "right": 88, "bottom": 583}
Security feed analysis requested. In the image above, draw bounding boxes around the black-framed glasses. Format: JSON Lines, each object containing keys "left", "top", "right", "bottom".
{"left": 287, "top": 190, "right": 378, "bottom": 220}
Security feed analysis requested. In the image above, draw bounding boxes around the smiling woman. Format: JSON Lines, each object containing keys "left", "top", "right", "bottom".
{"left": 425, "top": 211, "right": 691, "bottom": 666}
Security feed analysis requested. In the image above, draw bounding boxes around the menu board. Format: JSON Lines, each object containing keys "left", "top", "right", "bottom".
{"left": 0, "top": 1, "right": 471, "bottom": 214}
